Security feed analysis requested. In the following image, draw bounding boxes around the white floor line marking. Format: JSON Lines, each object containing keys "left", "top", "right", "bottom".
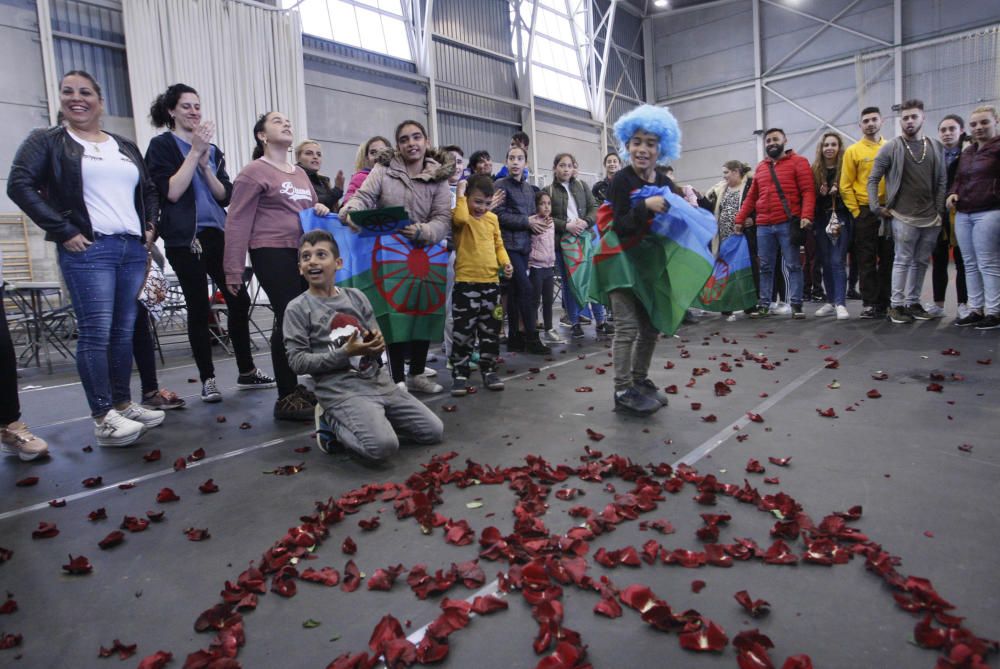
{"left": 0, "top": 432, "right": 311, "bottom": 522}
{"left": 397, "top": 335, "right": 869, "bottom": 657}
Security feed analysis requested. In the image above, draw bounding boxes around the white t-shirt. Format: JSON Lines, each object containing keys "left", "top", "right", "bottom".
{"left": 561, "top": 180, "right": 579, "bottom": 223}
{"left": 67, "top": 130, "right": 141, "bottom": 236}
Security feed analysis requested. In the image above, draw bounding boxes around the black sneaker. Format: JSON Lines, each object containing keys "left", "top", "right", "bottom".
{"left": 633, "top": 378, "right": 669, "bottom": 406}
{"left": 314, "top": 404, "right": 339, "bottom": 454}
{"left": 907, "top": 304, "right": 933, "bottom": 321}
{"left": 559, "top": 314, "right": 573, "bottom": 328}
{"left": 791, "top": 304, "right": 805, "bottom": 319}
{"left": 954, "top": 311, "right": 984, "bottom": 327}
{"left": 451, "top": 376, "right": 469, "bottom": 397}
{"left": 482, "top": 371, "right": 505, "bottom": 391}
{"left": 507, "top": 333, "right": 525, "bottom": 352}
{"left": 596, "top": 321, "right": 615, "bottom": 337}
{"left": 526, "top": 336, "right": 552, "bottom": 355}
{"left": 571, "top": 324, "right": 585, "bottom": 339}
{"left": 578, "top": 314, "right": 592, "bottom": 325}
{"left": 859, "top": 306, "right": 877, "bottom": 319}
{"left": 874, "top": 307, "right": 889, "bottom": 320}
{"left": 237, "top": 369, "right": 277, "bottom": 390}
{"left": 749, "top": 305, "right": 770, "bottom": 319}
{"left": 974, "top": 315, "right": 1000, "bottom": 330}
{"left": 274, "top": 390, "right": 314, "bottom": 421}
{"left": 887, "top": 306, "right": 915, "bottom": 324}
{"left": 201, "top": 377, "right": 222, "bottom": 403}
{"left": 613, "top": 386, "right": 660, "bottom": 416}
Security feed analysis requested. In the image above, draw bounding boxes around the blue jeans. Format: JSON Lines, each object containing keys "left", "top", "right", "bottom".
{"left": 506, "top": 250, "right": 536, "bottom": 336}
{"left": 955, "top": 209, "right": 1000, "bottom": 315}
{"left": 890, "top": 220, "right": 939, "bottom": 308}
{"left": 756, "top": 222, "right": 803, "bottom": 307}
{"left": 815, "top": 209, "right": 852, "bottom": 306}
{"left": 556, "top": 250, "right": 606, "bottom": 324}
{"left": 58, "top": 234, "right": 148, "bottom": 417}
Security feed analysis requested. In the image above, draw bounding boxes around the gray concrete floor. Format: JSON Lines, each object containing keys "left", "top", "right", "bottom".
{"left": 1, "top": 307, "right": 998, "bottom": 669}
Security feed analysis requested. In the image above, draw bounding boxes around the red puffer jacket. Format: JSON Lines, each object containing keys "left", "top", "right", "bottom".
{"left": 735, "top": 150, "right": 816, "bottom": 226}
{"left": 950, "top": 136, "right": 1000, "bottom": 214}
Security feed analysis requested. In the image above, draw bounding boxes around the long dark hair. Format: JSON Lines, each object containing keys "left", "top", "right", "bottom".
{"left": 149, "top": 83, "right": 198, "bottom": 129}
{"left": 394, "top": 119, "right": 428, "bottom": 146}
{"left": 251, "top": 112, "right": 275, "bottom": 160}
{"left": 811, "top": 132, "right": 844, "bottom": 190}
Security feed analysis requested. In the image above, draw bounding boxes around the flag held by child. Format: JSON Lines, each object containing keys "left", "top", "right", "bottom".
{"left": 300, "top": 210, "right": 448, "bottom": 344}
{"left": 694, "top": 234, "right": 758, "bottom": 313}
{"left": 560, "top": 227, "right": 598, "bottom": 306}
{"left": 590, "top": 186, "right": 717, "bottom": 336}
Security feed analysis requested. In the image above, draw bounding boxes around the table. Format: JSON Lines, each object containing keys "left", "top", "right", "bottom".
{"left": 6, "top": 281, "right": 75, "bottom": 373}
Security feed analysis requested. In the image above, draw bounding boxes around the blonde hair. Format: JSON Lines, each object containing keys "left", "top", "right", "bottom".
{"left": 971, "top": 105, "right": 999, "bottom": 120}
{"left": 294, "top": 140, "right": 320, "bottom": 161}
{"left": 354, "top": 135, "right": 392, "bottom": 172}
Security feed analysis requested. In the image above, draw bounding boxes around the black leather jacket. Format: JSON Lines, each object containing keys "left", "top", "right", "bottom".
{"left": 6, "top": 126, "right": 158, "bottom": 243}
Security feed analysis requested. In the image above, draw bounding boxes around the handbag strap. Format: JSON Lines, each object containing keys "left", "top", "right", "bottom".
{"left": 766, "top": 160, "right": 795, "bottom": 221}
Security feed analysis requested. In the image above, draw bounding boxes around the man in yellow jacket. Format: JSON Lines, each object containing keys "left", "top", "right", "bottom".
{"left": 840, "top": 106, "right": 891, "bottom": 319}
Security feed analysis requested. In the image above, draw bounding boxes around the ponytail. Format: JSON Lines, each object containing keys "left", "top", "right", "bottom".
{"left": 251, "top": 112, "right": 273, "bottom": 160}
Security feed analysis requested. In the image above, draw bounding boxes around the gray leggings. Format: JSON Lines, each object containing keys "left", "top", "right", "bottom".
{"left": 609, "top": 289, "right": 658, "bottom": 391}
{"left": 324, "top": 387, "right": 444, "bottom": 461}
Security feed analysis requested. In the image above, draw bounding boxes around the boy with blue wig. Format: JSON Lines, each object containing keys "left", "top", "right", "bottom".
{"left": 606, "top": 104, "right": 684, "bottom": 416}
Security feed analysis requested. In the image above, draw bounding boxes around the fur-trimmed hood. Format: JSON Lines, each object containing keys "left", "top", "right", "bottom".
{"left": 373, "top": 146, "right": 456, "bottom": 184}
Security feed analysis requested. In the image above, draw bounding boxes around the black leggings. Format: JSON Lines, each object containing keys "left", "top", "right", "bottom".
{"left": 0, "top": 286, "right": 20, "bottom": 425}
{"left": 931, "top": 232, "right": 967, "bottom": 304}
{"left": 529, "top": 266, "right": 556, "bottom": 330}
{"left": 388, "top": 340, "right": 430, "bottom": 383}
{"left": 165, "top": 228, "right": 255, "bottom": 381}
{"left": 248, "top": 247, "right": 306, "bottom": 398}
{"left": 133, "top": 308, "right": 158, "bottom": 396}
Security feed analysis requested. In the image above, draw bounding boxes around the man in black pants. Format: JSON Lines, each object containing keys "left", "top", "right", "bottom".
{"left": 928, "top": 114, "right": 969, "bottom": 318}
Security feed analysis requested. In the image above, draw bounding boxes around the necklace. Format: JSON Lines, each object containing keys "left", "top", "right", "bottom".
{"left": 903, "top": 136, "right": 928, "bottom": 164}
{"left": 261, "top": 156, "right": 294, "bottom": 173}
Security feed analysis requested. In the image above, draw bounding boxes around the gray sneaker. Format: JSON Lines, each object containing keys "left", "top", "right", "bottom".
{"left": 613, "top": 386, "right": 660, "bottom": 416}
{"left": 633, "top": 378, "right": 669, "bottom": 406}
{"left": 119, "top": 403, "right": 166, "bottom": 428}
{"left": 906, "top": 304, "right": 934, "bottom": 321}
{"left": 451, "top": 376, "right": 469, "bottom": 397}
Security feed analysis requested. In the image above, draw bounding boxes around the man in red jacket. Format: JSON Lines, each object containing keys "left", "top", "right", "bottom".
{"left": 735, "top": 128, "right": 815, "bottom": 318}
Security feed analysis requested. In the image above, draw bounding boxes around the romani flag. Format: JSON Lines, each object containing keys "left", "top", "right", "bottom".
{"left": 300, "top": 210, "right": 448, "bottom": 344}
{"left": 694, "top": 234, "right": 758, "bottom": 313}
{"left": 590, "top": 186, "right": 717, "bottom": 336}
{"left": 560, "top": 227, "right": 598, "bottom": 306}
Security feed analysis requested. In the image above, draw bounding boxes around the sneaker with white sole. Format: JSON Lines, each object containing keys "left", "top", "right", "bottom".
{"left": 541, "top": 329, "right": 566, "bottom": 345}
{"left": 1, "top": 421, "right": 49, "bottom": 461}
{"left": 201, "top": 377, "right": 222, "bottom": 403}
{"left": 815, "top": 303, "right": 836, "bottom": 317}
{"left": 404, "top": 364, "right": 438, "bottom": 378}
{"left": 94, "top": 409, "right": 144, "bottom": 448}
{"left": 924, "top": 304, "right": 945, "bottom": 319}
{"left": 237, "top": 369, "right": 277, "bottom": 390}
{"left": 770, "top": 302, "right": 792, "bottom": 316}
{"left": 406, "top": 374, "right": 444, "bottom": 394}
{"left": 835, "top": 305, "right": 850, "bottom": 320}
{"left": 119, "top": 403, "right": 166, "bottom": 428}
{"left": 314, "top": 404, "right": 338, "bottom": 454}
{"left": 957, "top": 303, "right": 970, "bottom": 320}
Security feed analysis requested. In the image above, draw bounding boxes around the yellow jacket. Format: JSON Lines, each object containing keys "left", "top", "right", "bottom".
{"left": 453, "top": 196, "right": 510, "bottom": 283}
{"left": 839, "top": 137, "right": 886, "bottom": 217}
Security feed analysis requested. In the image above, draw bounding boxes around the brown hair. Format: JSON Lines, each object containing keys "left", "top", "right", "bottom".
{"left": 355, "top": 135, "right": 392, "bottom": 172}
{"left": 811, "top": 132, "right": 845, "bottom": 191}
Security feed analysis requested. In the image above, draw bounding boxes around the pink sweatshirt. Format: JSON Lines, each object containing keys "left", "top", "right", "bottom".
{"left": 529, "top": 223, "right": 556, "bottom": 268}
{"left": 342, "top": 169, "right": 371, "bottom": 205}
{"left": 223, "top": 160, "right": 316, "bottom": 285}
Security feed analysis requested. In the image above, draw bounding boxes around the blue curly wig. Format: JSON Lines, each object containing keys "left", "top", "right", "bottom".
{"left": 613, "top": 104, "right": 681, "bottom": 165}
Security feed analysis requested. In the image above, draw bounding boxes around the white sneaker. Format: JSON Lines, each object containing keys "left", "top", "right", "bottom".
{"left": 815, "top": 303, "right": 836, "bottom": 317}
{"left": 94, "top": 409, "right": 144, "bottom": 448}
{"left": 406, "top": 374, "right": 444, "bottom": 395}
{"left": 770, "top": 302, "right": 792, "bottom": 315}
{"left": 924, "top": 304, "right": 945, "bottom": 319}
{"left": 396, "top": 381, "right": 407, "bottom": 392}
{"left": 119, "top": 403, "right": 166, "bottom": 428}
{"left": 835, "top": 305, "right": 850, "bottom": 320}
{"left": 404, "top": 364, "right": 438, "bottom": 378}
{"left": 541, "top": 329, "right": 566, "bottom": 345}
{"left": 725, "top": 313, "right": 738, "bottom": 322}
{"left": 957, "top": 303, "right": 970, "bottom": 319}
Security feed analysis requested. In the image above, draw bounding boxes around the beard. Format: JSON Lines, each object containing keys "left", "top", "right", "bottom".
{"left": 766, "top": 144, "right": 785, "bottom": 159}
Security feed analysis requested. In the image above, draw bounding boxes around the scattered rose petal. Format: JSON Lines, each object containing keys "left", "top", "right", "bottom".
{"left": 746, "top": 459, "right": 765, "bottom": 473}
{"left": 49, "top": 499, "right": 66, "bottom": 508}
{"left": 173, "top": 458, "right": 186, "bottom": 471}
{"left": 156, "top": 488, "right": 180, "bottom": 503}
{"left": 294, "top": 446, "right": 311, "bottom": 453}
{"left": 142, "top": 449, "right": 161, "bottom": 462}
{"left": 62, "top": 554, "right": 93, "bottom": 575}
{"left": 871, "top": 371, "right": 888, "bottom": 380}
{"left": 923, "top": 530, "right": 934, "bottom": 538}
{"left": 575, "top": 386, "right": 593, "bottom": 392}
{"left": 691, "top": 580, "right": 706, "bottom": 593}
{"left": 442, "top": 405, "right": 458, "bottom": 413}
{"left": 82, "top": 476, "right": 103, "bottom": 488}
{"left": 735, "top": 590, "right": 771, "bottom": 617}
{"left": 586, "top": 428, "right": 605, "bottom": 442}
{"left": 866, "top": 389, "right": 882, "bottom": 398}
{"left": 976, "top": 358, "right": 991, "bottom": 365}
{"left": 15, "top": 477, "right": 38, "bottom": 487}
{"left": 764, "top": 477, "right": 780, "bottom": 485}
{"left": 136, "top": 650, "right": 172, "bottom": 669}
{"left": 0, "top": 634, "right": 22, "bottom": 650}
{"left": 342, "top": 537, "right": 357, "bottom": 555}
{"left": 98, "top": 531, "right": 124, "bottom": 549}
{"left": 816, "top": 407, "right": 837, "bottom": 418}
{"left": 239, "top": 422, "right": 252, "bottom": 430}
{"left": 301, "top": 567, "right": 340, "bottom": 586}
{"left": 679, "top": 618, "right": 729, "bottom": 652}
{"left": 767, "top": 457, "right": 791, "bottom": 467}
{"left": 215, "top": 415, "right": 227, "bottom": 423}
{"left": 957, "top": 444, "right": 973, "bottom": 453}
{"left": 263, "top": 463, "right": 305, "bottom": 476}
{"left": 146, "top": 510, "right": 165, "bottom": 522}
{"left": 184, "top": 527, "right": 210, "bottom": 541}
{"left": 188, "top": 448, "right": 206, "bottom": 462}
{"left": 98, "top": 639, "right": 137, "bottom": 660}
{"left": 31, "top": 522, "right": 59, "bottom": 539}
{"left": 691, "top": 402, "right": 702, "bottom": 410}
{"left": 88, "top": 508, "right": 107, "bottom": 522}
{"left": 746, "top": 412, "right": 764, "bottom": 423}
{"left": 341, "top": 560, "right": 362, "bottom": 592}
{"left": 926, "top": 383, "right": 943, "bottom": 393}
{"left": 82, "top": 445, "right": 93, "bottom": 452}
{"left": 941, "top": 348, "right": 960, "bottom": 356}
{"left": 198, "top": 479, "right": 220, "bottom": 494}
{"left": 702, "top": 414, "right": 717, "bottom": 423}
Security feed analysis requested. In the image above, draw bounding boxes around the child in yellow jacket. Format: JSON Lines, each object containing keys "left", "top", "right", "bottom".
{"left": 450, "top": 174, "right": 513, "bottom": 396}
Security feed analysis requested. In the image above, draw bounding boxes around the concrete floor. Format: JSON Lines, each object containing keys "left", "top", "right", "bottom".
{"left": 1, "top": 309, "right": 998, "bottom": 668}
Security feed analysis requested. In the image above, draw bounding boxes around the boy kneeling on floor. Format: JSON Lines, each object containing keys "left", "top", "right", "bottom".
{"left": 283, "top": 229, "right": 444, "bottom": 461}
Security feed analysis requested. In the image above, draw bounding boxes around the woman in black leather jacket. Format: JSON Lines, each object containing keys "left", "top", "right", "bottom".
{"left": 6, "top": 70, "right": 163, "bottom": 448}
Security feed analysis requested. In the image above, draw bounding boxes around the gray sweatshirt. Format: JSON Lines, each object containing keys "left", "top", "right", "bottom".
{"left": 866, "top": 135, "right": 947, "bottom": 222}
{"left": 283, "top": 288, "right": 396, "bottom": 408}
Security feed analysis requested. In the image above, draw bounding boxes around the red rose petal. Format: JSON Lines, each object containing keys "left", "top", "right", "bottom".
{"left": 358, "top": 516, "right": 381, "bottom": 531}
{"left": 746, "top": 459, "right": 765, "bottom": 473}
{"left": 142, "top": 449, "right": 161, "bottom": 462}
{"left": 49, "top": 499, "right": 66, "bottom": 508}
{"left": 941, "top": 348, "right": 960, "bottom": 356}
{"left": 664, "top": 385, "right": 678, "bottom": 394}
{"left": 294, "top": 446, "right": 311, "bottom": 453}
{"left": 156, "top": 488, "right": 180, "bottom": 503}
{"left": 341, "top": 560, "right": 362, "bottom": 592}
{"left": 301, "top": 567, "right": 341, "bottom": 586}
{"left": 781, "top": 656, "right": 814, "bottom": 669}
{"left": 15, "top": 477, "right": 39, "bottom": 487}
{"left": 767, "top": 457, "right": 791, "bottom": 467}
{"left": 62, "top": 554, "right": 93, "bottom": 575}
{"left": 701, "top": 414, "right": 717, "bottom": 423}
{"left": 239, "top": 421, "right": 252, "bottom": 429}
{"left": 691, "top": 402, "right": 702, "bottom": 410}
{"left": 32, "top": 522, "right": 59, "bottom": 539}
{"left": 0, "top": 633, "right": 22, "bottom": 649}
{"left": 188, "top": 447, "right": 206, "bottom": 462}
{"left": 136, "top": 650, "right": 172, "bottom": 669}
{"left": 679, "top": 618, "right": 729, "bottom": 653}
{"left": 764, "top": 477, "right": 780, "bottom": 485}
{"left": 866, "top": 389, "right": 882, "bottom": 398}
{"left": 173, "top": 458, "right": 186, "bottom": 471}
{"left": 976, "top": 358, "right": 991, "bottom": 365}
{"left": 198, "top": 479, "right": 220, "bottom": 494}
{"left": 691, "top": 579, "right": 706, "bottom": 593}
{"left": 88, "top": 508, "right": 107, "bottom": 522}
{"left": 215, "top": 415, "right": 227, "bottom": 423}
{"left": 184, "top": 527, "right": 210, "bottom": 541}
{"left": 98, "top": 639, "right": 137, "bottom": 660}
{"left": 121, "top": 516, "right": 149, "bottom": 533}
{"left": 471, "top": 595, "right": 508, "bottom": 615}
{"left": 816, "top": 407, "right": 837, "bottom": 418}
{"left": 957, "top": 444, "right": 974, "bottom": 453}
{"left": 734, "top": 590, "right": 771, "bottom": 617}
{"left": 746, "top": 412, "right": 764, "bottom": 423}
{"left": 82, "top": 476, "right": 103, "bottom": 488}
{"left": 146, "top": 510, "right": 165, "bottom": 522}
{"left": 442, "top": 404, "right": 458, "bottom": 413}
{"left": 342, "top": 537, "right": 357, "bottom": 554}
{"left": 98, "top": 530, "right": 124, "bottom": 549}
{"left": 825, "top": 359, "right": 839, "bottom": 369}
{"left": 574, "top": 386, "right": 593, "bottom": 392}
{"left": 926, "top": 383, "right": 944, "bottom": 392}
{"left": 594, "top": 596, "right": 623, "bottom": 618}
{"left": 585, "top": 428, "right": 605, "bottom": 442}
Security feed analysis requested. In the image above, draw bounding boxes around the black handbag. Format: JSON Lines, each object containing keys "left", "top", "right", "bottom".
{"left": 766, "top": 161, "right": 804, "bottom": 246}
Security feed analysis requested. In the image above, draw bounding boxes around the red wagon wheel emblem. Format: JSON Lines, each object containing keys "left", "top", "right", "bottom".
{"left": 372, "top": 234, "right": 449, "bottom": 316}
{"left": 560, "top": 236, "right": 585, "bottom": 276}
{"left": 699, "top": 258, "right": 730, "bottom": 304}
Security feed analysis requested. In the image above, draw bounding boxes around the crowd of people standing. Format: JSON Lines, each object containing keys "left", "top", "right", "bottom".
{"left": 2, "top": 68, "right": 997, "bottom": 463}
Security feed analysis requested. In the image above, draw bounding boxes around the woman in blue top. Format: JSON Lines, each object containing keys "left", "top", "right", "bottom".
{"left": 145, "top": 84, "right": 275, "bottom": 404}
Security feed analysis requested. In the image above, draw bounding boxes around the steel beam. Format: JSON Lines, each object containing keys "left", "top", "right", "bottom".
{"left": 760, "top": 0, "right": 892, "bottom": 47}
{"left": 761, "top": 0, "right": 864, "bottom": 77}
{"left": 752, "top": 0, "right": 764, "bottom": 161}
